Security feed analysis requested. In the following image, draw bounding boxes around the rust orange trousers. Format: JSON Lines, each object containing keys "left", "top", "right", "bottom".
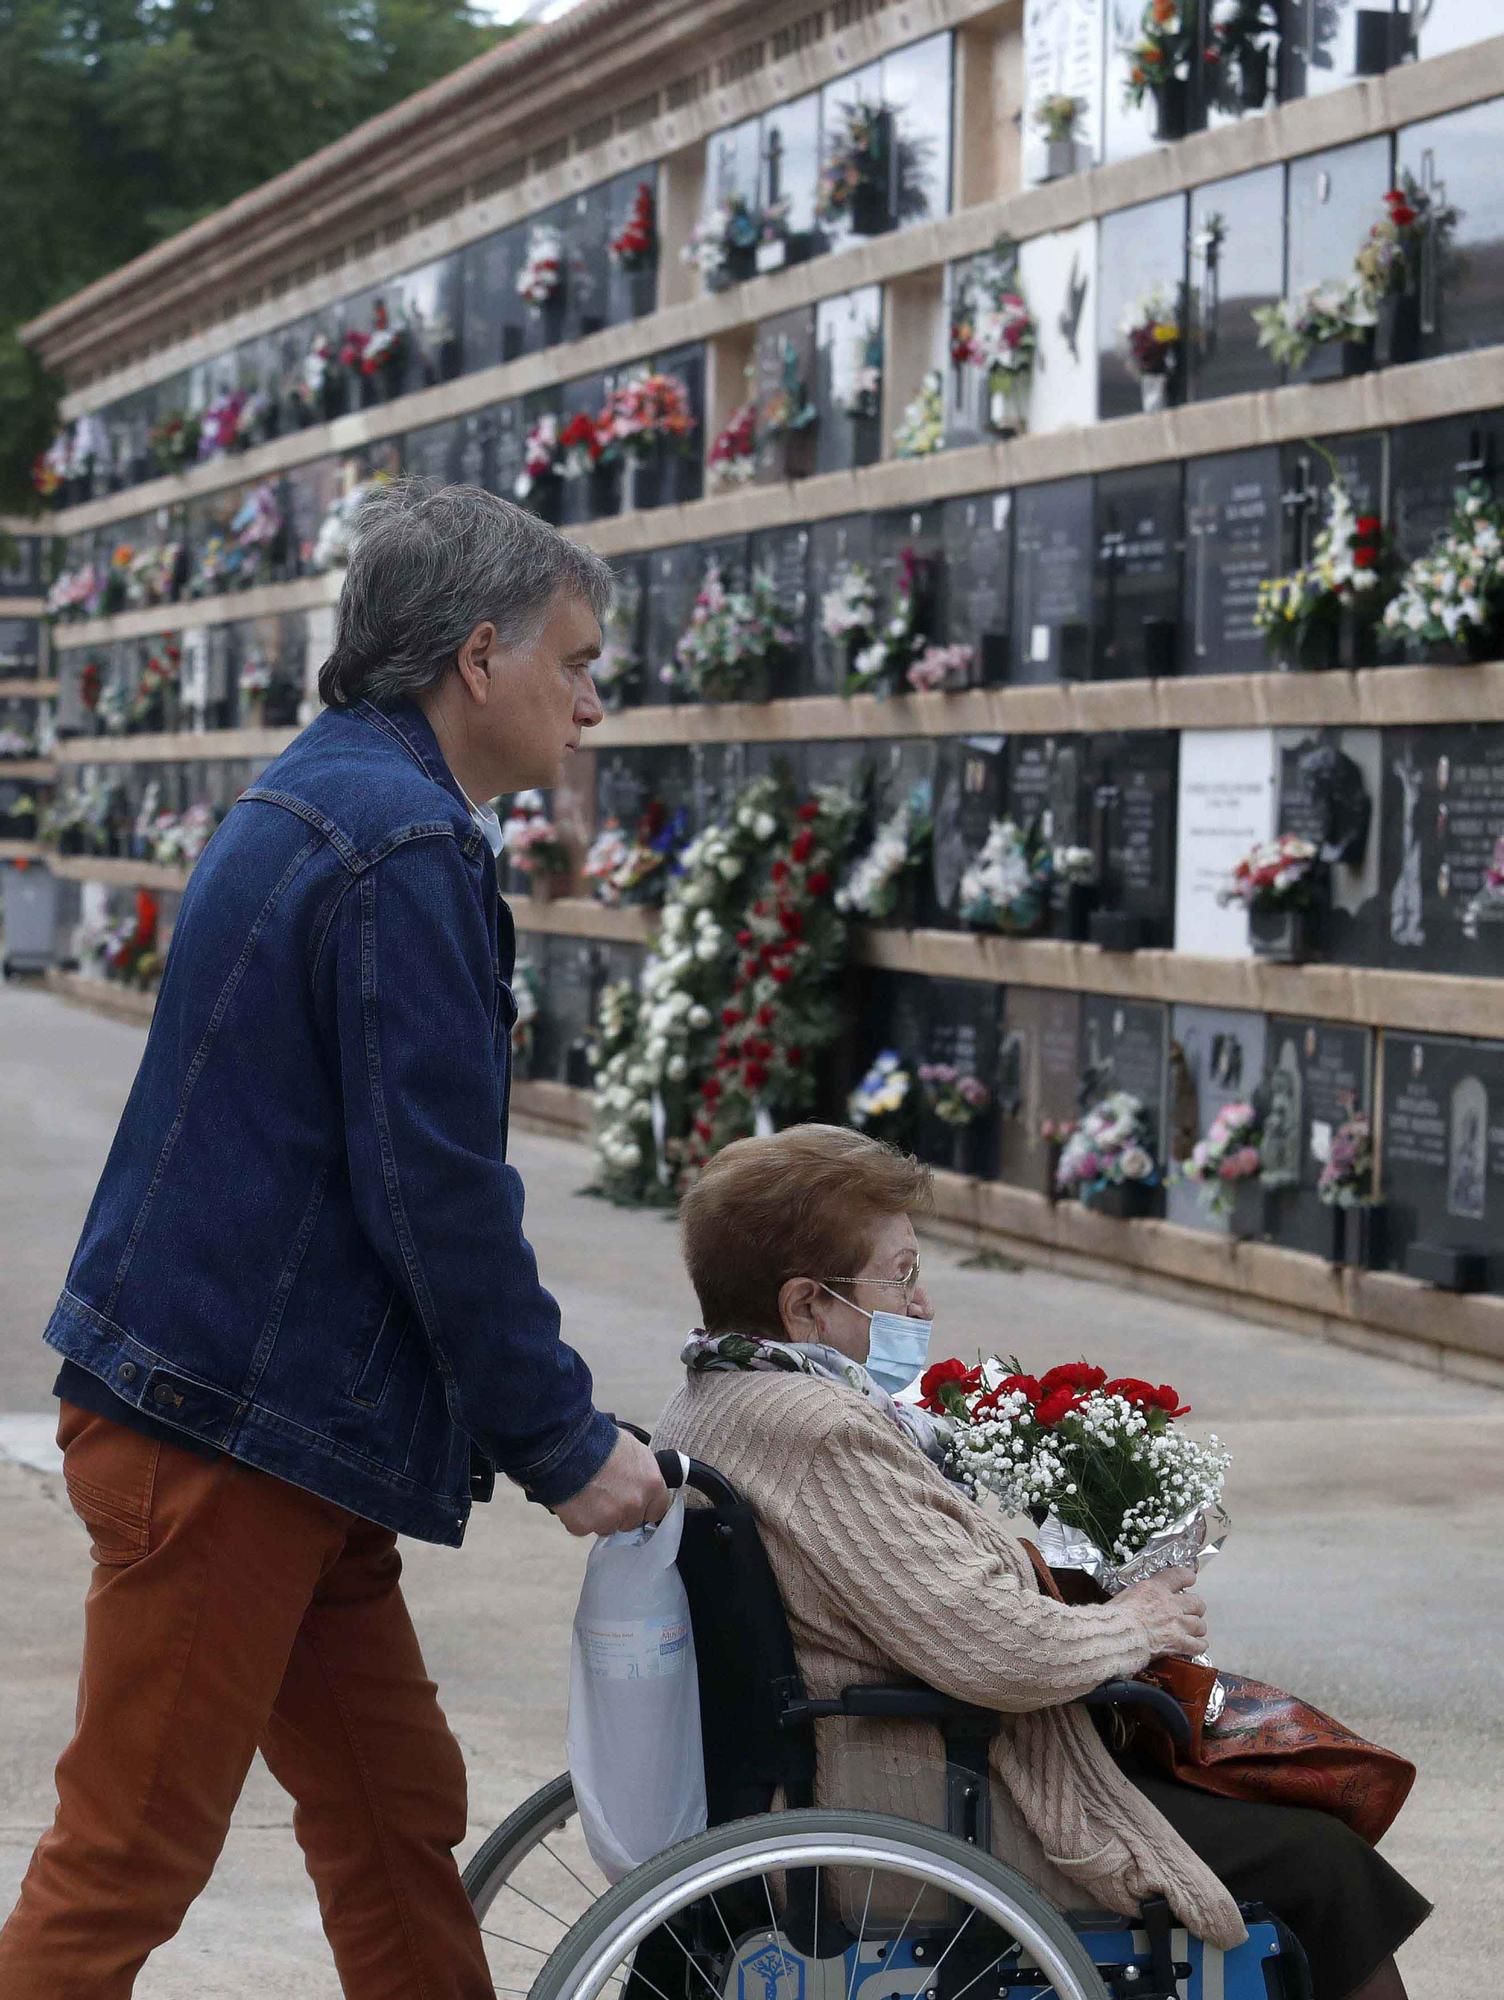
{"left": 0, "top": 1402, "right": 495, "bottom": 1998}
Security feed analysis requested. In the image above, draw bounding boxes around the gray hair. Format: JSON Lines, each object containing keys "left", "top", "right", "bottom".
{"left": 318, "top": 479, "right": 615, "bottom": 708}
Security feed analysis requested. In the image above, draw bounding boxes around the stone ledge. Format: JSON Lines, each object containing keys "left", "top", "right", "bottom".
{"left": 53, "top": 726, "right": 300, "bottom": 767}
{"left": 43, "top": 968, "right": 157, "bottom": 1026}
{"left": 509, "top": 895, "right": 654, "bottom": 943}
{"left": 51, "top": 574, "right": 334, "bottom": 652}
{"left": 0, "top": 760, "right": 58, "bottom": 784}
{"left": 45, "top": 856, "right": 190, "bottom": 892}
{"left": 0, "top": 680, "right": 61, "bottom": 701}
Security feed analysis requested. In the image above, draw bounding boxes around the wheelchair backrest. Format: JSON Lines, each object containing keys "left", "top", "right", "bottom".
{"left": 675, "top": 1483, "right": 817, "bottom": 1825}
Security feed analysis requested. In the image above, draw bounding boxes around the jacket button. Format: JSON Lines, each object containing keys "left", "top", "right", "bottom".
{"left": 152, "top": 1382, "right": 181, "bottom": 1409}
{"left": 119, "top": 1362, "right": 137, "bottom": 1384}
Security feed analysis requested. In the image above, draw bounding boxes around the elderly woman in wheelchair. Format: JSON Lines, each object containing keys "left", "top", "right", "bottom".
{"left": 464, "top": 1125, "right": 1427, "bottom": 2000}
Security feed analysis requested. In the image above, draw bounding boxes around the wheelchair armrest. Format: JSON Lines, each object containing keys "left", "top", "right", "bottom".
{"left": 780, "top": 1682, "right": 999, "bottom": 1733}
{"left": 1081, "top": 1678, "right": 1193, "bottom": 1750}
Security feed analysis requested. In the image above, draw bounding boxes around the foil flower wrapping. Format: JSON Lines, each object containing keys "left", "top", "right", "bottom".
{"left": 1035, "top": 1500, "right": 1231, "bottom": 1726}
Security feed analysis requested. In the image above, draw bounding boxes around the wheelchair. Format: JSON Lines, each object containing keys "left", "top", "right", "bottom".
{"left": 464, "top": 1446, "right": 1312, "bottom": 2000}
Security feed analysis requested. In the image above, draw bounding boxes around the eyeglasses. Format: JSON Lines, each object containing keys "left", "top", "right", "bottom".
{"left": 820, "top": 1255, "right": 922, "bottom": 1300}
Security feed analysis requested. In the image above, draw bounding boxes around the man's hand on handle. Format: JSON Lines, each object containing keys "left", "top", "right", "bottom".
{"left": 553, "top": 1429, "right": 672, "bottom": 1537}
{"left": 1119, "top": 1565, "right": 1209, "bottom": 1660}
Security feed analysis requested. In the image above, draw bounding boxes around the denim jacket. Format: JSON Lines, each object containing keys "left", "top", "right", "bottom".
{"left": 43, "top": 698, "right": 617, "bottom": 1545}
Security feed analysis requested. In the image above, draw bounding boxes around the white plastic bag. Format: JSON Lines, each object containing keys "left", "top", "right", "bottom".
{"left": 566, "top": 1485, "right": 708, "bottom": 1882}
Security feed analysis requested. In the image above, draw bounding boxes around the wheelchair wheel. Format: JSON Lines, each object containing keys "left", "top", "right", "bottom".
{"left": 529, "top": 1806, "right": 1111, "bottom": 2000}
{"left": 463, "top": 1773, "right": 614, "bottom": 1994}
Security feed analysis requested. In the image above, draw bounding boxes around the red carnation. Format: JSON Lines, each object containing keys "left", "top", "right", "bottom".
{"left": 737, "top": 929, "right": 754, "bottom": 947}
{"left": 694, "top": 1117, "right": 713, "bottom": 1139}
{"left": 806, "top": 870, "right": 832, "bottom": 897}
{"left": 744, "top": 1060, "right": 769, "bottom": 1088}
{"left": 1148, "top": 1383, "right": 1191, "bottom": 1417}
{"left": 1356, "top": 514, "right": 1381, "bottom": 536}
{"left": 771, "top": 861, "right": 790, "bottom": 885}
{"left": 1039, "top": 1362, "right": 1106, "bottom": 1396}
{"left": 756, "top": 1004, "right": 775, "bottom": 1027}
{"left": 770, "top": 964, "right": 793, "bottom": 984}
{"left": 798, "top": 801, "right": 820, "bottom": 822}
{"left": 792, "top": 830, "right": 815, "bottom": 863}
{"left": 1033, "top": 1387, "right": 1085, "bottom": 1428}
{"left": 1353, "top": 545, "right": 1377, "bottom": 569}
{"left": 787, "top": 1047, "right": 804, "bottom": 1065}
{"left": 721, "top": 1007, "right": 742, "bottom": 1027}
{"left": 995, "top": 1372, "right": 1042, "bottom": 1403}
{"left": 918, "top": 1358, "right": 981, "bottom": 1412}
{"left": 701, "top": 1078, "right": 722, "bottom": 1103}
{"left": 779, "top": 907, "right": 804, "bottom": 938}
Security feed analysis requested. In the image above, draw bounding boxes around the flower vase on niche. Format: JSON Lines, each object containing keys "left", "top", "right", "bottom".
{"left": 1140, "top": 371, "right": 1175, "bottom": 414}
{"left": 850, "top": 109, "right": 897, "bottom": 237}
{"left": 1376, "top": 288, "right": 1422, "bottom": 367}
{"left": 625, "top": 445, "right": 664, "bottom": 513}
{"left": 1353, "top": 8, "right": 1408, "bottom": 75}
{"left": 1249, "top": 887, "right": 1325, "bottom": 963}
{"left": 1236, "top": 43, "right": 1270, "bottom": 111}
{"left": 1082, "top": 1179, "right": 1156, "bottom": 1220}
{"left": 1142, "top": 616, "right": 1178, "bottom": 676}
{"left": 1153, "top": 76, "right": 1189, "bottom": 143}
{"left": 986, "top": 372, "right": 1028, "bottom": 440}
{"left": 1340, "top": 329, "right": 1375, "bottom": 378}
{"left": 1056, "top": 879, "right": 1098, "bottom": 943}
{"left": 1404, "top": 1239, "right": 1486, "bottom": 1291}
{"left": 1228, "top": 1178, "right": 1267, "bottom": 1243}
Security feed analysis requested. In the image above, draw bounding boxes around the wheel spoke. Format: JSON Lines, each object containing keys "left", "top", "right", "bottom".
{"left": 542, "top": 1835, "right": 601, "bottom": 1900}
{"left": 495, "top": 1874, "right": 576, "bottom": 1929}
{"left": 844, "top": 1873, "right": 876, "bottom": 2000}
{"left": 478, "top": 1926, "right": 549, "bottom": 1956}
{"left": 761, "top": 1870, "right": 797, "bottom": 1999}
{"left": 660, "top": 1915, "right": 732, "bottom": 2000}
{"left": 944, "top": 1942, "right": 1023, "bottom": 2000}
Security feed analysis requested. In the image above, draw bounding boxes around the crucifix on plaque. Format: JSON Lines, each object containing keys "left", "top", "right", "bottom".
{"left": 1281, "top": 453, "right": 1318, "bottom": 569}
{"left": 764, "top": 124, "right": 784, "bottom": 210}
{"left": 1455, "top": 423, "right": 1492, "bottom": 482}
{"left": 1099, "top": 501, "right": 1127, "bottom": 653}
{"left": 1416, "top": 147, "right": 1448, "bottom": 337}
{"left": 1192, "top": 214, "right": 1224, "bottom": 361}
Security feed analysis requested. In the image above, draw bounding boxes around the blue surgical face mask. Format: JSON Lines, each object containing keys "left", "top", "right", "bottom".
{"left": 471, "top": 801, "right": 504, "bottom": 858}
{"left": 818, "top": 1286, "right": 933, "bottom": 1395}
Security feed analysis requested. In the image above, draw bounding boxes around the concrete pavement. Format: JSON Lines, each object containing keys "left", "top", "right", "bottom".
{"left": 0, "top": 980, "right": 1499, "bottom": 1994}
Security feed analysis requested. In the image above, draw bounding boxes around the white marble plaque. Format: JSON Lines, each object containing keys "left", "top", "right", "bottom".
{"left": 1173, "top": 729, "right": 1276, "bottom": 957}
{"left": 1023, "top": 0, "right": 1104, "bottom": 180}
{"left": 1018, "top": 220, "right": 1098, "bottom": 435}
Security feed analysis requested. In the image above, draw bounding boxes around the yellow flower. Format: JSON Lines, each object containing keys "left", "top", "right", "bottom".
{"left": 1151, "top": 322, "right": 1178, "bottom": 344}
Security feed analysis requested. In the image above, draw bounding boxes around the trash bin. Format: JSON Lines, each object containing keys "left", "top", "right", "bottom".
{"left": 2, "top": 860, "right": 66, "bottom": 976}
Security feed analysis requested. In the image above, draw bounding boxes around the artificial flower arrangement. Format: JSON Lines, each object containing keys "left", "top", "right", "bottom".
{"left": 1121, "top": 0, "right": 1196, "bottom": 122}
{"left": 591, "top": 596, "right": 642, "bottom": 710}
{"left": 583, "top": 800, "right": 688, "bottom": 908}
{"left": 597, "top": 370, "right": 697, "bottom": 463}
{"left": 1178, "top": 1100, "right": 1265, "bottom": 1217}
{"left": 1353, "top": 175, "right": 1458, "bottom": 319}
{"left": 842, "top": 324, "right": 884, "bottom": 420}
{"left": 227, "top": 483, "right": 284, "bottom": 586}
{"left": 558, "top": 411, "right": 606, "bottom": 481}
{"left": 820, "top": 562, "right": 879, "bottom": 672}
{"left": 360, "top": 301, "right": 407, "bottom": 382}
{"left": 1254, "top": 476, "right": 1391, "bottom": 669}
{"left": 514, "top": 414, "right": 564, "bottom": 502}
{"left": 500, "top": 791, "right": 571, "bottom": 887}
{"left": 844, "top": 549, "right": 929, "bottom": 699}
{"left": 609, "top": 182, "right": 657, "bottom": 272}
{"left": 816, "top": 99, "right": 928, "bottom": 234}
{"left": 1033, "top": 93, "right": 1083, "bottom": 143}
{"left": 1318, "top": 1112, "right": 1374, "bottom": 1208}
{"left": 1119, "top": 285, "right": 1183, "bottom": 409}
{"left": 0, "top": 726, "right": 36, "bottom": 759}
{"left": 687, "top": 785, "right": 863, "bottom": 1172}
{"left": 959, "top": 816, "right": 1054, "bottom": 934}
{"left": 148, "top": 413, "right": 201, "bottom": 474}
{"left": 127, "top": 645, "right": 181, "bottom": 732}
{"left": 294, "top": 333, "right": 341, "bottom": 420}
{"left": 919, "top": 1063, "right": 991, "bottom": 1127}
{"left": 708, "top": 400, "right": 759, "bottom": 489}
{"left": 145, "top": 800, "right": 219, "bottom": 869}
{"left": 1380, "top": 481, "right": 1504, "bottom": 663}
{"left": 919, "top": 1358, "right": 1230, "bottom": 1588}
{"left": 847, "top": 1049, "right": 914, "bottom": 1139}
{"left": 758, "top": 336, "right": 818, "bottom": 453}
{"left": 46, "top": 564, "right": 104, "bottom": 621}
{"left": 835, "top": 787, "right": 933, "bottom": 921}
{"left": 1463, "top": 834, "right": 1504, "bottom": 940}
{"left": 1253, "top": 280, "right": 1375, "bottom": 372}
{"left": 309, "top": 476, "right": 389, "bottom": 572}
{"left": 682, "top": 195, "right": 761, "bottom": 291}
{"left": 1204, "top": 0, "right": 1279, "bottom": 109}
{"left": 1055, "top": 1091, "right": 1160, "bottom": 1199}
{"left": 198, "top": 390, "right": 252, "bottom": 460}
{"left": 669, "top": 563, "right": 794, "bottom": 703}
{"left": 906, "top": 642, "right": 976, "bottom": 694}
{"left": 892, "top": 370, "right": 945, "bottom": 458}
{"left": 238, "top": 644, "right": 274, "bottom": 709}
{"left": 31, "top": 443, "right": 65, "bottom": 504}
{"left": 1216, "top": 832, "right": 1322, "bottom": 914}
{"left": 517, "top": 224, "right": 565, "bottom": 310}
{"left": 90, "top": 888, "right": 162, "bottom": 989}
{"left": 591, "top": 779, "right": 787, "bottom": 1201}
{"left": 950, "top": 238, "right": 1038, "bottom": 433}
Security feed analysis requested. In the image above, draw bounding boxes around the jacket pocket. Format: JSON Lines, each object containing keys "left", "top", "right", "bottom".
{"left": 63, "top": 1422, "right": 160, "bottom": 1567}
{"left": 350, "top": 1294, "right": 414, "bottom": 1409}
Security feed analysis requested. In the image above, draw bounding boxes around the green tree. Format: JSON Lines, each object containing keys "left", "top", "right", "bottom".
{"left": 0, "top": 0, "right": 503, "bottom": 512}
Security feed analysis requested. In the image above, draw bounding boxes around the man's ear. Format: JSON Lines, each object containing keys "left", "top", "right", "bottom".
{"left": 456, "top": 622, "right": 497, "bottom": 701}
{"left": 778, "top": 1276, "right": 824, "bottom": 1343}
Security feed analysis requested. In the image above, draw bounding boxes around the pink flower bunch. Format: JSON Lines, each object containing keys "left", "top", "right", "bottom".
{"left": 906, "top": 642, "right": 975, "bottom": 694}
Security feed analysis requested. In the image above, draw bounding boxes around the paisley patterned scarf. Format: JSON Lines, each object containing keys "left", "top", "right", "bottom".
{"left": 681, "top": 1330, "right": 948, "bottom": 1464}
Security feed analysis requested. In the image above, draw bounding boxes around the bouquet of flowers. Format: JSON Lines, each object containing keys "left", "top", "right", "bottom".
{"left": 919, "top": 1064, "right": 990, "bottom": 1126}
{"left": 148, "top": 413, "right": 201, "bottom": 473}
{"left": 1216, "top": 832, "right": 1321, "bottom": 913}
{"left": 199, "top": 391, "right": 251, "bottom": 460}
{"left": 1318, "top": 1113, "right": 1374, "bottom": 1208}
{"left": 847, "top": 1049, "right": 914, "bottom": 1139}
{"left": 759, "top": 337, "right": 818, "bottom": 446}
{"left": 295, "top": 334, "right": 340, "bottom": 418}
{"left": 1034, "top": 94, "right": 1082, "bottom": 142}
{"left": 919, "top": 1358, "right": 1231, "bottom": 1590}
{"left": 1204, "top": 0, "right": 1278, "bottom": 105}
{"left": 821, "top": 562, "right": 879, "bottom": 666}
{"left": 500, "top": 791, "right": 570, "bottom": 884}
{"left": 1119, "top": 285, "right": 1182, "bottom": 384}
{"left": 682, "top": 196, "right": 760, "bottom": 291}
{"left": 708, "top": 400, "right": 758, "bottom": 489}
{"left": 148, "top": 800, "right": 218, "bottom": 868}
{"left": 229, "top": 483, "right": 283, "bottom": 583}
{"left": 1055, "top": 1092, "right": 1159, "bottom": 1196}
{"left": 1255, "top": 479, "right": 1391, "bottom": 665}
{"left": 1380, "top": 481, "right": 1504, "bottom": 661}
{"left": 670, "top": 564, "right": 793, "bottom": 703}
{"left": 817, "top": 100, "right": 891, "bottom": 226}
{"left": 1179, "top": 1100, "right": 1264, "bottom": 1216}
{"left": 842, "top": 326, "right": 884, "bottom": 420}
{"left": 845, "top": 550, "right": 928, "bottom": 699}
{"left": 1121, "top": 0, "right": 1196, "bottom": 110}
{"left": 584, "top": 801, "right": 686, "bottom": 907}
{"left": 951, "top": 239, "right": 1038, "bottom": 428}
{"left": 558, "top": 411, "right": 605, "bottom": 480}
{"left": 1463, "top": 834, "right": 1504, "bottom": 940}
{"left": 591, "top": 596, "right": 642, "bottom": 710}
{"left": 610, "top": 183, "right": 656, "bottom": 272}
{"left": 517, "top": 224, "right": 564, "bottom": 310}
{"left": 310, "top": 477, "right": 388, "bottom": 572}
{"left": 907, "top": 642, "right": 975, "bottom": 694}
{"left": 959, "top": 817, "right": 1054, "bottom": 934}
{"left": 127, "top": 645, "right": 180, "bottom": 731}
{"left": 1253, "top": 280, "right": 1375, "bottom": 371}
{"left": 0, "top": 726, "right": 35, "bottom": 759}
{"left": 361, "top": 301, "right": 407, "bottom": 380}
{"left": 598, "top": 370, "right": 696, "bottom": 461}
{"left": 892, "top": 370, "right": 945, "bottom": 458}
{"left": 46, "top": 564, "right": 103, "bottom": 621}
{"left": 835, "top": 789, "right": 932, "bottom": 920}
{"left": 514, "top": 415, "right": 564, "bottom": 501}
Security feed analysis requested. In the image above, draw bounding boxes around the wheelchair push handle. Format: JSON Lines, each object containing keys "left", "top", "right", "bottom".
{"left": 655, "top": 1449, "right": 689, "bottom": 1490}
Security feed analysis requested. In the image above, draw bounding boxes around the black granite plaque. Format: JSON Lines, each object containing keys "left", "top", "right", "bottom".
{"left": 605, "top": 167, "right": 660, "bottom": 326}
{"left": 808, "top": 515, "right": 878, "bottom": 697}
{"left": 1281, "top": 0, "right": 1411, "bottom": 99}
{"left": 644, "top": 543, "right": 704, "bottom": 707}
{"left": 518, "top": 202, "right": 572, "bottom": 358}
{"left": 1087, "top": 732, "right": 1179, "bottom": 947}
{"left": 941, "top": 491, "right": 1012, "bottom": 685}
{"left": 461, "top": 226, "right": 527, "bottom": 372}
{"left": 930, "top": 734, "right": 1006, "bottom": 926}
{"left": 1079, "top": 997, "right": 1169, "bottom": 1163}
{"left": 1388, "top": 413, "right": 1504, "bottom": 570}
{"left": 689, "top": 742, "right": 752, "bottom": 835}
{"left": 759, "top": 88, "right": 822, "bottom": 263}
{"left": 1378, "top": 725, "right": 1504, "bottom": 978}
{"left": 1393, "top": 98, "right": 1502, "bottom": 362}
{"left": 533, "top": 936, "right": 600, "bottom": 1087}
{"left": 1183, "top": 448, "right": 1282, "bottom": 676}
{"left": 400, "top": 418, "right": 460, "bottom": 485}
{"left": 1097, "top": 195, "right": 1188, "bottom": 421}
{"left": 879, "top": 30, "right": 952, "bottom": 226}
{"left": 1260, "top": 1016, "right": 1372, "bottom": 1258}
{"left": 565, "top": 186, "right": 611, "bottom": 344}
{"left": 1381, "top": 1031, "right": 1504, "bottom": 1293}
{"left": 649, "top": 342, "right": 705, "bottom": 509}
{"left": 455, "top": 410, "right": 495, "bottom": 493}
{"left": 804, "top": 740, "right": 871, "bottom": 805}
{"left": 869, "top": 737, "right": 939, "bottom": 822}
{"left": 1009, "top": 478, "right": 1094, "bottom": 684}
{"left": 1286, "top": 137, "right": 1390, "bottom": 382}
{"left": 490, "top": 401, "right": 528, "bottom": 509}
{"left": 0, "top": 536, "right": 38, "bottom": 596}
{"left": 1165, "top": 1005, "right": 1270, "bottom": 1234}
{"left": 913, "top": 978, "right": 1000, "bottom": 1177}
{"left": 1272, "top": 726, "right": 1384, "bottom": 961}
{"left": 0, "top": 619, "right": 40, "bottom": 676}
{"left": 1093, "top": 462, "right": 1183, "bottom": 680}
{"left": 1187, "top": 168, "right": 1285, "bottom": 405}
{"left": 753, "top": 309, "right": 820, "bottom": 486}
{"left": 558, "top": 372, "right": 614, "bottom": 528}
{"left": 749, "top": 523, "right": 811, "bottom": 699}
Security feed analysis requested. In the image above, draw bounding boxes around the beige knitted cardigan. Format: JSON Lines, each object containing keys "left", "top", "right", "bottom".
{"left": 654, "top": 1368, "right": 1246, "bottom": 1949}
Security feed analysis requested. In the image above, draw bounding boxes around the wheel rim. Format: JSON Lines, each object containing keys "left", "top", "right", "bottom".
{"left": 539, "top": 1820, "right": 1108, "bottom": 2000}
{"left": 465, "top": 1780, "right": 616, "bottom": 1993}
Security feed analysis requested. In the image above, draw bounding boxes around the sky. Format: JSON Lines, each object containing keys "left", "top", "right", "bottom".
{"left": 476, "top": 0, "right": 592, "bottom": 22}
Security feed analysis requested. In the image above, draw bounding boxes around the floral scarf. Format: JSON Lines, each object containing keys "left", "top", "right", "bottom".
{"left": 681, "top": 1330, "right": 948, "bottom": 1464}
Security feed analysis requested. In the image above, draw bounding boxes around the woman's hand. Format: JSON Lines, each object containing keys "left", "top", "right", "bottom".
{"left": 1118, "top": 1565, "right": 1209, "bottom": 1659}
